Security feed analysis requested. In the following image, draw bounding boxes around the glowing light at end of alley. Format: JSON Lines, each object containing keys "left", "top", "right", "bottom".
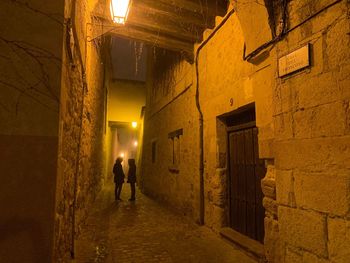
{"left": 134, "top": 141, "right": 138, "bottom": 147}
{"left": 131, "top": 121, "right": 137, "bottom": 128}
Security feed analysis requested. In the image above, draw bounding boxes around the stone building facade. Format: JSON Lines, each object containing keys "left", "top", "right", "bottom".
{"left": 53, "top": 0, "right": 108, "bottom": 261}
{"left": 141, "top": 0, "right": 350, "bottom": 262}
{"left": 0, "top": 0, "right": 108, "bottom": 262}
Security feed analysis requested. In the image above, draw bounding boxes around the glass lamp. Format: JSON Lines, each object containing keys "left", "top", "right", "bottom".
{"left": 110, "top": 0, "right": 132, "bottom": 24}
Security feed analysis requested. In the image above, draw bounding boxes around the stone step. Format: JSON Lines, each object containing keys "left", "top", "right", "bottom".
{"left": 220, "top": 227, "right": 265, "bottom": 262}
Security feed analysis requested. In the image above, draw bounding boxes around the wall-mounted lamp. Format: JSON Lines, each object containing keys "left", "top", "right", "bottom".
{"left": 85, "top": 0, "right": 132, "bottom": 43}
{"left": 110, "top": 0, "right": 132, "bottom": 24}
{"left": 131, "top": 121, "right": 137, "bottom": 128}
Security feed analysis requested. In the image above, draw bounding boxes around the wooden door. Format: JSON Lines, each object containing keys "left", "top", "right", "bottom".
{"left": 228, "top": 127, "right": 265, "bottom": 243}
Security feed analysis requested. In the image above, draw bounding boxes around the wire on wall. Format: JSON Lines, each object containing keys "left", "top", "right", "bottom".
{"left": 195, "top": 7, "right": 236, "bottom": 226}
{"left": 243, "top": 0, "right": 343, "bottom": 61}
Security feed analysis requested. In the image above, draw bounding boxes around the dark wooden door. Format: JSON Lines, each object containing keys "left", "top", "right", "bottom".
{"left": 228, "top": 127, "right": 265, "bottom": 243}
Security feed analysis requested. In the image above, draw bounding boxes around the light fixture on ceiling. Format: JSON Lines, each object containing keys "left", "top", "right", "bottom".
{"left": 110, "top": 0, "right": 132, "bottom": 24}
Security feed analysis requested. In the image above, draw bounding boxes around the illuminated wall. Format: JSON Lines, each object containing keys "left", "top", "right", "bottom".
{"left": 0, "top": 1, "right": 64, "bottom": 262}
{"left": 0, "top": 0, "right": 109, "bottom": 261}
{"left": 141, "top": 1, "right": 350, "bottom": 262}
{"left": 53, "top": 0, "right": 108, "bottom": 261}
{"left": 107, "top": 79, "right": 146, "bottom": 123}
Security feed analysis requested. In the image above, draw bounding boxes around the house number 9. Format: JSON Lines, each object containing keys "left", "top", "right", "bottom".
{"left": 230, "top": 98, "right": 234, "bottom": 106}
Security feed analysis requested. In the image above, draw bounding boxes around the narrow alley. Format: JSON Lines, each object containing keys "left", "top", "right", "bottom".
{"left": 1, "top": 0, "right": 350, "bottom": 262}
{"left": 74, "top": 184, "right": 256, "bottom": 263}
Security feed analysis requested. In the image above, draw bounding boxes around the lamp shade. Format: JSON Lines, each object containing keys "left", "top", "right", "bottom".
{"left": 110, "top": 0, "right": 131, "bottom": 24}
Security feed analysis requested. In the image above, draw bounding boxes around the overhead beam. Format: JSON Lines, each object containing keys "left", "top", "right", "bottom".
{"left": 108, "top": 24, "right": 194, "bottom": 61}
{"left": 133, "top": 0, "right": 216, "bottom": 29}
{"left": 91, "top": 12, "right": 202, "bottom": 44}
{"left": 126, "top": 19, "right": 202, "bottom": 43}
{"left": 90, "top": 0, "right": 230, "bottom": 62}
{"left": 128, "top": 8, "right": 203, "bottom": 42}
{"left": 156, "top": 0, "right": 228, "bottom": 17}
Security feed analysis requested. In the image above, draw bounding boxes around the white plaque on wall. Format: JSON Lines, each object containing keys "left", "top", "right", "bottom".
{"left": 278, "top": 44, "right": 310, "bottom": 77}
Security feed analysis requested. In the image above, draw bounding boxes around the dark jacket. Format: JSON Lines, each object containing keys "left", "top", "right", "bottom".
{"left": 113, "top": 159, "right": 125, "bottom": 184}
{"left": 127, "top": 159, "right": 136, "bottom": 184}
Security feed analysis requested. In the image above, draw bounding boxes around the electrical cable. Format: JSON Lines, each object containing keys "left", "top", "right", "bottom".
{"left": 243, "top": 0, "right": 343, "bottom": 61}
{"left": 243, "top": 0, "right": 288, "bottom": 61}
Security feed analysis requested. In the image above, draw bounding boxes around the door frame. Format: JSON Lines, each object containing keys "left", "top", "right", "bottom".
{"left": 225, "top": 106, "right": 265, "bottom": 243}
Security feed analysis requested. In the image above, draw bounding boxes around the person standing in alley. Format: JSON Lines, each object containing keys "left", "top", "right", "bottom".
{"left": 127, "top": 159, "right": 136, "bottom": 201}
{"left": 113, "top": 157, "right": 125, "bottom": 201}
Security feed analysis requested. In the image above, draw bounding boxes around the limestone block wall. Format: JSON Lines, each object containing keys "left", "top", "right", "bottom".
{"left": 105, "top": 126, "right": 117, "bottom": 181}
{"left": 198, "top": 12, "right": 275, "bottom": 232}
{"left": 272, "top": 1, "right": 350, "bottom": 262}
{"left": 142, "top": 50, "right": 200, "bottom": 219}
{"left": 136, "top": 112, "right": 145, "bottom": 186}
{"left": 141, "top": 1, "right": 350, "bottom": 262}
{"left": 0, "top": 1, "right": 64, "bottom": 262}
{"left": 141, "top": 5, "right": 275, "bottom": 229}
{"left": 53, "top": 0, "right": 107, "bottom": 261}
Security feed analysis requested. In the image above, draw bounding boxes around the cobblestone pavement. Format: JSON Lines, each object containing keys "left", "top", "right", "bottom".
{"left": 73, "top": 184, "right": 257, "bottom": 263}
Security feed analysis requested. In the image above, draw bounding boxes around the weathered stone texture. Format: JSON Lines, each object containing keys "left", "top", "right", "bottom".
{"left": 53, "top": 0, "right": 107, "bottom": 261}
{"left": 296, "top": 71, "right": 342, "bottom": 110}
{"left": 263, "top": 197, "right": 278, "bottom": 218}
{"left": 142, "top": 52, "right": 199, "bottom": 219}
{"left": 284, "top": 247, "right": 303, "bottom": 263}
{"left": 294, "top": 170, "right": 350, "bottom": 216}
{"left": 232, "top": 0, "right": 272, "bottom": 55}
{"left": 274, "top": 112, "right": 294, "bottom": 141}
{"left": 141, "top": 1, "right": 349, "bottom": 262}
{"left": 293, "top": 101, "right": 346, "bottom": 139}
{"left": 261, "top": 170, "right": 276, "bottom": 200}
{"left": 304, "top": 253, "right": 330, "bottom": 263}
{"left": 324, "top": 15, "right": 350, "bottom": 71}
{"left": 199, "top": 12, "right": 274, "bottom": 232}
{"left": 264, "top": 217, "right": 281, "bottom": 263}
{"left": 283, "top": 247, "right": 329, "bottom": 263}
{"left": 262, "top": 166, "right": 278, "bottom": 221}
{"left": 279, "top": 207, "right": 328, "bottom": 257}
{"left": 328, "top": 217, "right": 350, "bottom": 263}
{"left": 275, "top": 137, "right": 350, "bottom": 171}
{"left": 275, "top": 28, "right": 350, "bottom": 254}
{"left": 276, "top": 169, "right": 296, "bottom": 207}
{"left": 207, "top": 168, "right": 227, "bottom": 208}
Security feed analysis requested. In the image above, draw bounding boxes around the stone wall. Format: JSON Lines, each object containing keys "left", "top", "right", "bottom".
{"left": 142, "top": 5, "right": 275, "bottom": 228}
{"left": 141, "top": 0, "right": 350, "bottom": 262}
{"left": 142, "top": 49, "right": 200, "bottom": 219}
{"left": 0, "top": 0, "right": 64, "bottom": 262}
{"left": 198, "top": 11, "right": 275, "bottom": 232}
{"left": 273, "top": 0, "right": 350, "bottom": 262}
{"left": 108, "top": 79, "right": 146, "bottom": 123}
{"left": 53, "top": 0, "right": 107, "bottom": 261}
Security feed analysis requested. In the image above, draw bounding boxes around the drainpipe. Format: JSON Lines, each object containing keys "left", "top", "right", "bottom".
{"left": 195, "top": 8, "right": 235, "bottom": 225}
